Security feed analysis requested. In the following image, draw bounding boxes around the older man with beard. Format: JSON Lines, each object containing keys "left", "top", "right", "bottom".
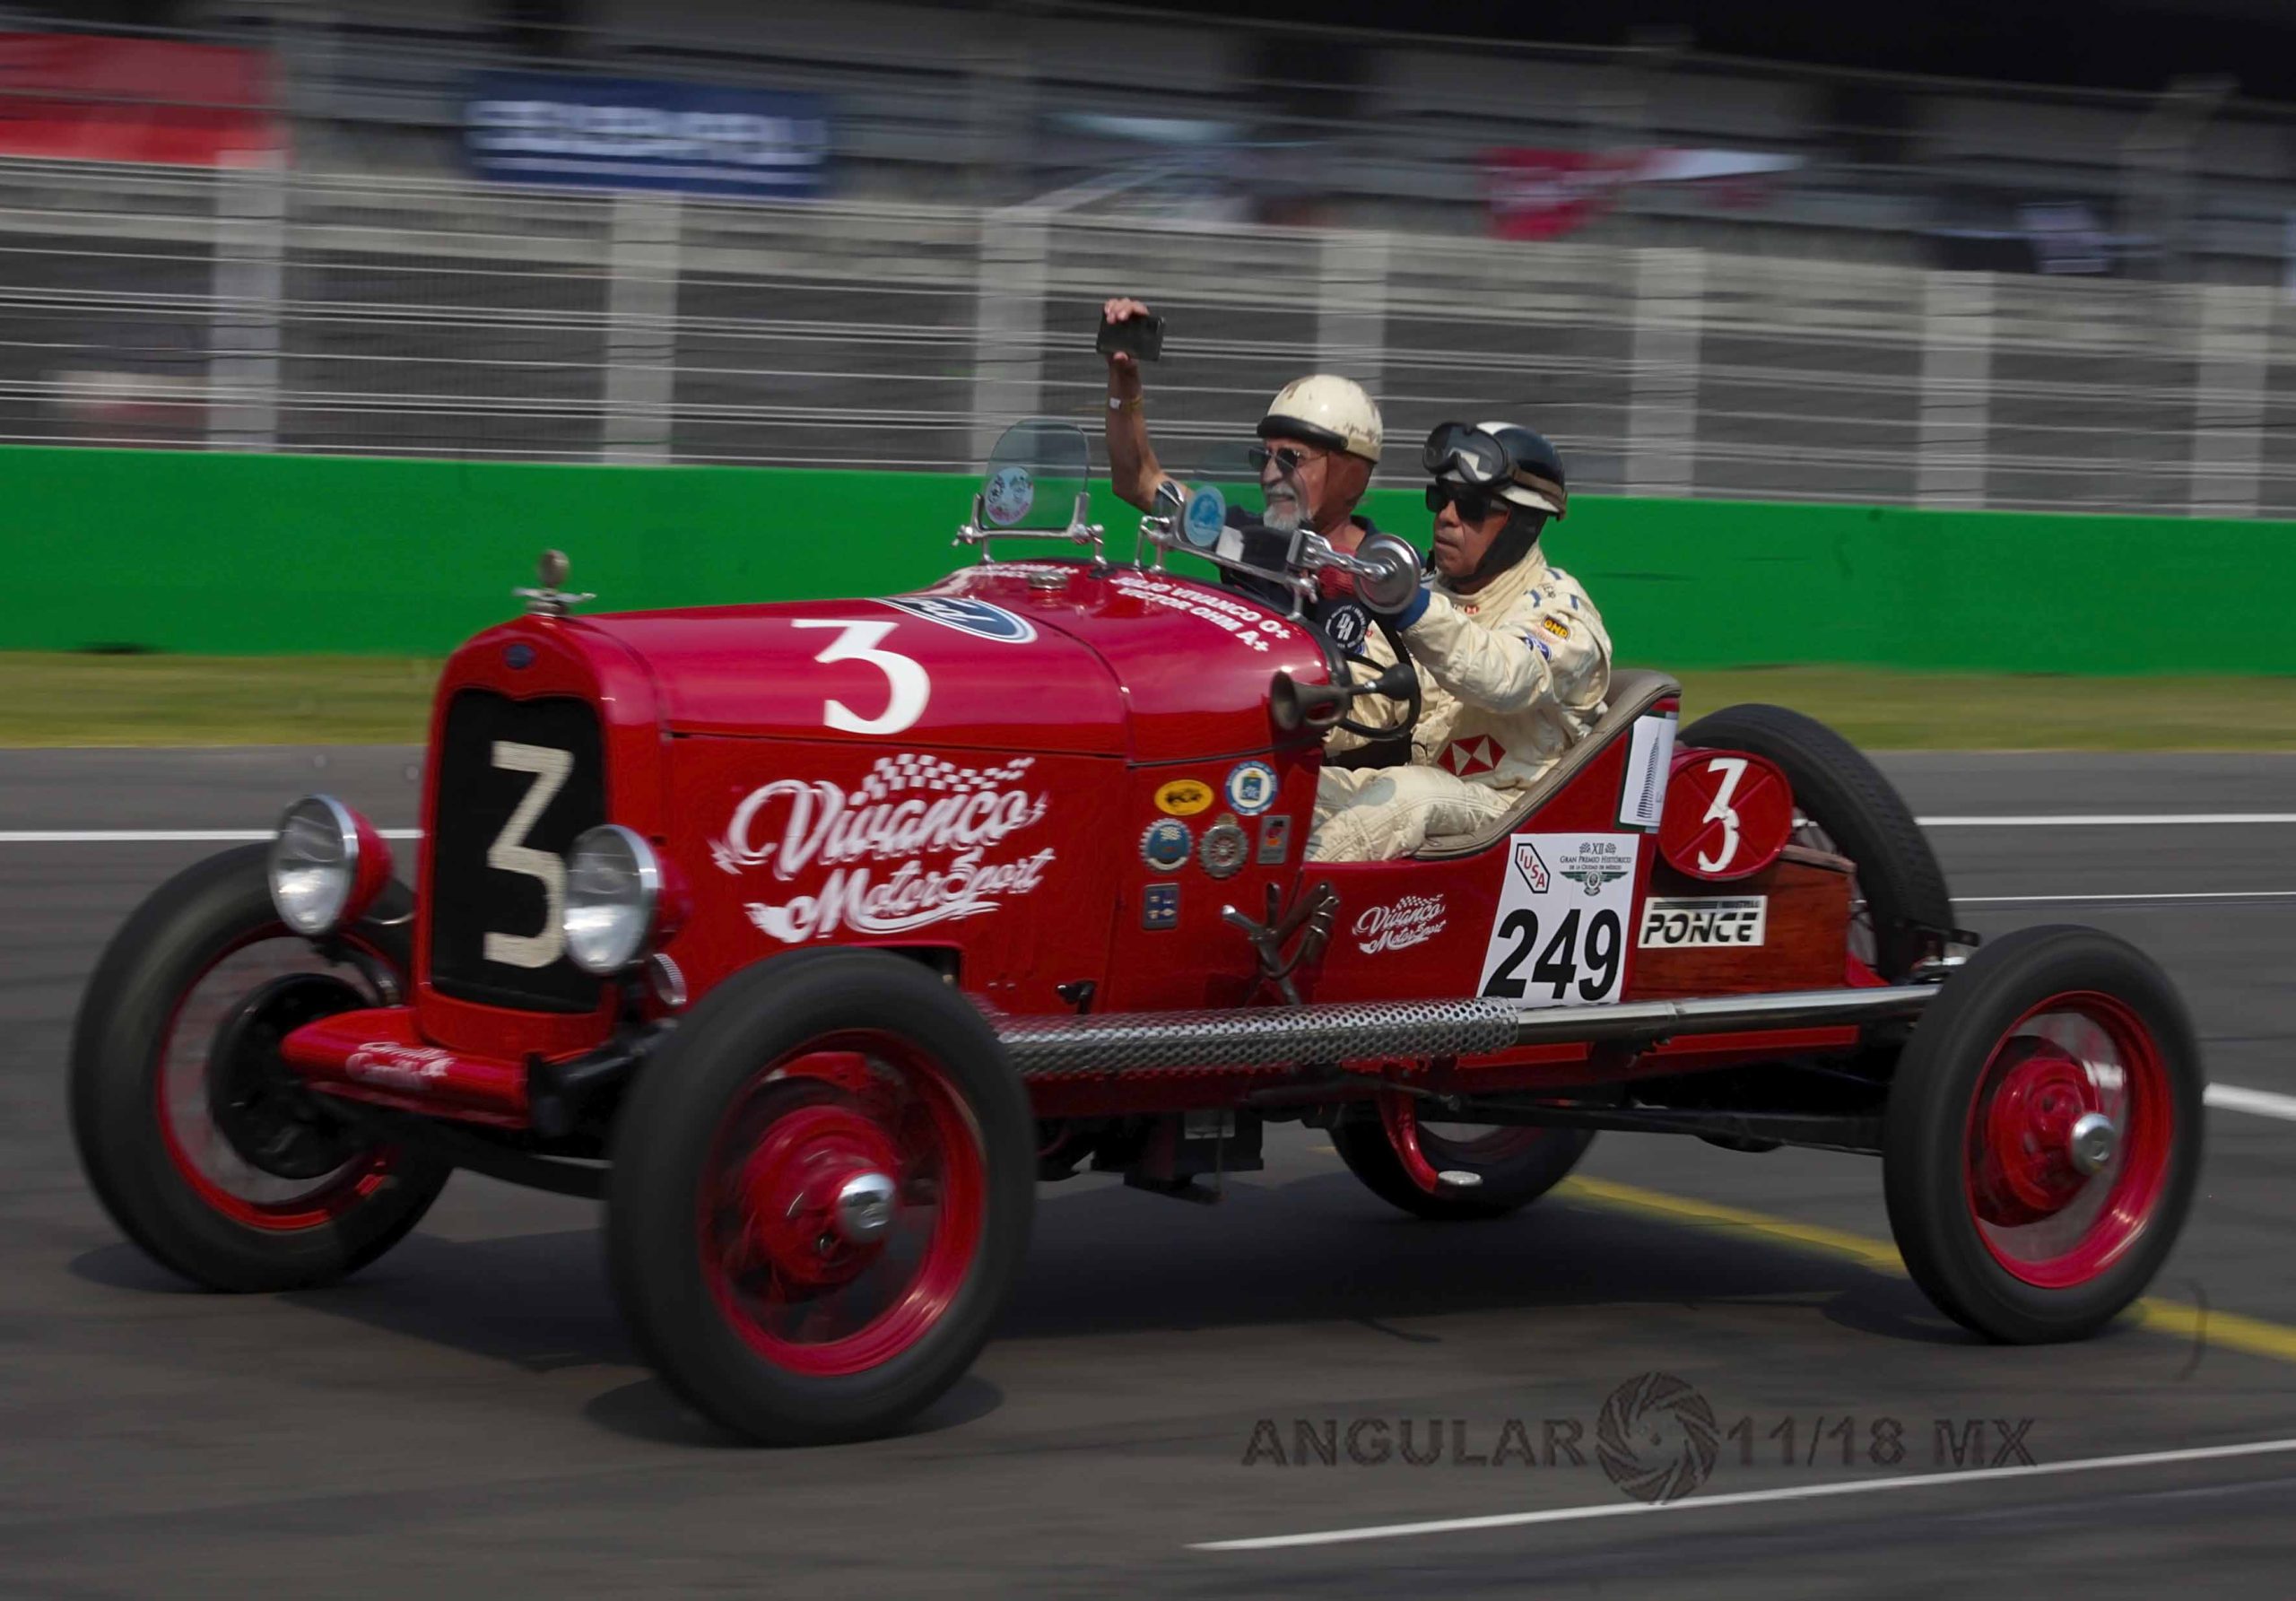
{"left": 1100, "top": 296, "right": 1387, "bottom": 656}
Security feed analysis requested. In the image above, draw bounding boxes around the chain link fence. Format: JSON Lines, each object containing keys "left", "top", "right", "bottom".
{"left": 4, "top": 156, "right": 2293, "bottom": 516}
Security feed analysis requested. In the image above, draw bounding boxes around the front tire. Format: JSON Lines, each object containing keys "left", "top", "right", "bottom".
{"left": 606, "top": 951, "right": 1034, "bottom": 1445}
{"left": 70, "top": 844, "right": 451, "bottom": 1292}
{"left": 1883, "top": 926, "right": 2202, "bottom": 1343}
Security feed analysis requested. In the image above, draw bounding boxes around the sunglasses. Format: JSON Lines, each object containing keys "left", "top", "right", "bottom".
{"left": 1247, "top": 443, "right": 1326, "bottom": 475}
{"left": 1425, "top": 480, "right": 1500, "bottom": 520}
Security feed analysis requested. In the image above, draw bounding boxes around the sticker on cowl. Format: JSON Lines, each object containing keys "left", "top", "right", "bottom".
{"left": 1107, "top": 571, "right": 1292, "bottom": 653}
{"left": 1479, "top": 832, "right": 1640, "bottom": 1006}
{"left": 1353, "top": 893, "right": 1448, "bottom": 954}
{"left": 711, "top": 753, "right": 1055, "bottom": 943}
{"left": 345, "top": 1042, "right": 456, "bottom": 1088}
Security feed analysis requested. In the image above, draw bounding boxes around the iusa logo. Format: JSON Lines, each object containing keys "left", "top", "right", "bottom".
{"left": 1513, "top": 840, "right": 1550, "bottom": 893}
{"left": 880, "top": 595, "right": 1037, "bottom": 644}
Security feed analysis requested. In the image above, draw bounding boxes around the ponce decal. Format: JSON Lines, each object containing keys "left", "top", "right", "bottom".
{"left": 712, "top": 753, "right": 1056, "bottom": 943}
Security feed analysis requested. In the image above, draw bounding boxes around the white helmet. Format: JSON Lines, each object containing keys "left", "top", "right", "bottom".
{"left": 1260, "top": 374, "right": 1383, "bottom": 465}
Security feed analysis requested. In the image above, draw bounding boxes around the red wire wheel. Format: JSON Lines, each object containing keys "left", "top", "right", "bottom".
{"left": 697, "top": 1038, "right": 987, "bottom": 1378}
{"left": 1330, "top": 1088, "right": 1594, "bottom": 1221}
{"left": 70, "top": 845, "right": 452, "bottom": 1292}
{"left": 608, "top": 951, "right": 1033, "bottom": 1445}
{"left": 1884, "top": 927, "right": 2202, "bottom": 1343}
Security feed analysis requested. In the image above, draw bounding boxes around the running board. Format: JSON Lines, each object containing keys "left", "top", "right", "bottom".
{"left": 996, "top": 984, "right": 1935, "bottom": 1077}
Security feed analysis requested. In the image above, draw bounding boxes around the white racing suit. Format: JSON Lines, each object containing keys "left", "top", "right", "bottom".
{"left": 1308, "top": 544, "right": 1612, "bottom": 862}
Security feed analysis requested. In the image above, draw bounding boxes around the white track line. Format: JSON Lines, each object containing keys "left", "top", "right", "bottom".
{"left": 1918, "top": 814, "right": 2296, "bottom": 827}
{"left": 1957, "top": 891, "right": 2296, "bottom": 905}
{"left": 1190, "top": 1436, "right": 2296, "bottom": 1552}
{"left": 2206, "top": 1084, "right": 2296, "bottom": 1123}
{"left": 0, "top": 829, "right": 422, "bottom": 843}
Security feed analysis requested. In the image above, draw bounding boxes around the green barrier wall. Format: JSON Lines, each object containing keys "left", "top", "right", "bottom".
{"left": 4, "top": 445, "right": 2289, "bottom": 674}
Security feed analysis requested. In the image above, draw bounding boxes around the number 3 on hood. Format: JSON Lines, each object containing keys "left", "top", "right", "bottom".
{"left": 794, "top": 619, "right": 931, "bottom": 735}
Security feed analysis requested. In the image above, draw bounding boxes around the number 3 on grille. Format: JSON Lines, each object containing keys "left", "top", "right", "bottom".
{"left": 483, "top": 740, "right": 571, "bottom": 969}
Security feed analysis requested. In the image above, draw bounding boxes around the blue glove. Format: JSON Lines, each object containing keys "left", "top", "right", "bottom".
{"left": 1395, "top": 583, "right": 1432, "bottom": 629}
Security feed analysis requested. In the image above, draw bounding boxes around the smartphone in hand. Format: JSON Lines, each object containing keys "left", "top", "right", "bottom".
{"left": 1096, "top": 312, "right": 1165, "bottom": 362}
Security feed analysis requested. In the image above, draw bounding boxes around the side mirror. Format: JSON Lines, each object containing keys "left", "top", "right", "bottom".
{"left": 1352, "top": 531, "right": 1425, "bottom": 616}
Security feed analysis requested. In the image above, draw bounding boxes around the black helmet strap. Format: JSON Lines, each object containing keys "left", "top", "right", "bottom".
{"left": 1463, "top": 508, "right": 1546, "bottom": 590}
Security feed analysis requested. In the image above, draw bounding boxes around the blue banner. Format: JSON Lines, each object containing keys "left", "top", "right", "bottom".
{"left": 465, "top": 72, "right": 830, "bottom": 198}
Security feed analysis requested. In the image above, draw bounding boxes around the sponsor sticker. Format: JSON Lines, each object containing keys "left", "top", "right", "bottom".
{"left": 1155, "top": 778, "right": 1215, "bottom": 817}
{"left": 1199, "top": 817, "right": 1248, "bottom": 880}
{"left": 879, "top": 594, "right": 1037, "bottom": 644}
{"left": 1618, "top": 711, "right": 1677, "bottom": 831}
{"left": 1142, "top": 882, "right": 1179, "bottom": 930}
{"left": 1353, "top": 893, "right": 1448, "bottom": 954}
{"left": 345, "top": 1042, "right": 456, "bottom": 1089}
{"left": 983, "top": 465, "right": 1035, "bottom": 526}
{"left": 710, "top": 753, "right": 1056, "bottom": 943}
{"left": 1141, "top": 817, "right": 1192, "bottom": 873}
{"left": 1225, "top": 760, "right": 1278, "bottom": 816}
{"left": 1257, "top": 814, "right": 1293, "bottom": 866}
{"left": 1480, "top": 832, "right": 1640, "bottom": 1007}
{"left": 1182, "top": 485, "right": 1227, "bottom": 550}
{"left": 1538, "top": 615, "right": 1571, "bottom": 640}
{"left": 1639, "top": 896, "right": 1767, "bottom": 949}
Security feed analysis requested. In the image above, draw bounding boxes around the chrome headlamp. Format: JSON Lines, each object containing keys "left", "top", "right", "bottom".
{"left": 561, "top": 824, "right": 663, "bottom": 976}
{"left": 268, "top": 795, "right": 387, "bottom": 935}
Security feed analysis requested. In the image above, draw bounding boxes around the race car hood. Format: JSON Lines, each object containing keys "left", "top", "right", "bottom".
{"left": 579, "top": 596, "right": 1125, "bottom": 756}
{"left": 576, "top": 565, "right": 1333, "bottom": 762}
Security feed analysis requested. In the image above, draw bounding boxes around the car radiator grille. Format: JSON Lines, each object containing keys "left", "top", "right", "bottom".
{"left": 425, "top": 689, "right": 608, "bottom": 1014}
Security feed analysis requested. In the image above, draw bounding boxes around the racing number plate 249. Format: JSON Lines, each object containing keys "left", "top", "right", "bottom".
{"left": 1478, "top": 831, "right": 1641, "bottom": 1007}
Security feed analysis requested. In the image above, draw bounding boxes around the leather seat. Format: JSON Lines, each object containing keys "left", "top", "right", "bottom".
{"left": 1414, "top": 668, "right": 1683, "bottom": 858}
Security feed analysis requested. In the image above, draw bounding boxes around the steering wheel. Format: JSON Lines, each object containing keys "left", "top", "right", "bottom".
{"left": 1326, "top": 612, "right": 1423, "bottom": 746}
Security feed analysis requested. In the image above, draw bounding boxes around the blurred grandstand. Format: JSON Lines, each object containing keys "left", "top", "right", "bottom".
{"left": 4, "top": 0, "right": 2296, "bottom": 514}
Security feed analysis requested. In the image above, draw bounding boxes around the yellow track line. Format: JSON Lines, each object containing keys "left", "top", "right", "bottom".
{"left": 1558, "top": 1175, "right": 2296, "bottom": 1367}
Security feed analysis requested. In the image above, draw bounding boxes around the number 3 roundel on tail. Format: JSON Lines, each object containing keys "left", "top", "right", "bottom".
{"left": 1657, "top": 752, "right": 1793, "bottom": 882}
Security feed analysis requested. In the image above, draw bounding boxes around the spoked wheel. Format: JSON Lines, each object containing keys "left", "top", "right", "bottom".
{"left": 1679, "top": 704, "right": 1951, "bottom": 979}
{"left": 70, "top": 844, "right": 451, "bottom": 1291}
{"left": 1333, "top": 1090, "right": 1594, "bottom": 1221}
{"left": 608, "top": 951, "right": 1033, "bottom": 1444}
{"left": 1884, "top": 926, "right": 2202, "bottom": 1342}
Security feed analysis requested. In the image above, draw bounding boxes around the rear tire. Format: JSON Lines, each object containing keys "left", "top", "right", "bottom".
{"left": 1883, "top": 926, "right": 2201, "bottom": 1343}
{"left": 1680, "top": 703, "right": 1952, "bottom": 979}
{"left": 70, "top": 844, "right": 450, "bottom": 1292}
{"left": 606, "top": 951, "right": 1034, "bottom": 1445}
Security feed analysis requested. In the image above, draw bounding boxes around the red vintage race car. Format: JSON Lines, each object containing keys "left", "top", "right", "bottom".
{"left": 71, "top": 423, "right": 2203, "bottom": 1445}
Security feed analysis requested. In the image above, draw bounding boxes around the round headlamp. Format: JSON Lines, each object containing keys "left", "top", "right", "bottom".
{"left": 268, "top": 795, "right": 383, "bottom": 936}
{"left": 561, "top": 825, "right": 662, "bottom": 976}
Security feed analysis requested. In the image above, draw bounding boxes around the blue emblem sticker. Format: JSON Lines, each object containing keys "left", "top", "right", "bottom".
{"left": 1142, "top": 883, "right": 1179, "bottom": 929}
{"left": 1224, "top": 760, "right": 1277, "bottom": 817}
{"left": 1181, "top": 483, "right": 1228, "bottom": 550}
{"left": 1141, "top": 818, "right": 1193, "bottom": 873}
{"left": 982, "top": 466, "right": 1035, "bottom": 527}
{"left": 880, "top": 595, "right": 1038, "bottom": 644}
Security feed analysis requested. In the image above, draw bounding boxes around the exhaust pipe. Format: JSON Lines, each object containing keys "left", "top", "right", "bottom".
{"left": 998, "top": 984, "right": 1935, "bottom": 1077}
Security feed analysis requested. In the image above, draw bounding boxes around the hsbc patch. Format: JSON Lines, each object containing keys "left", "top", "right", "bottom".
{"left": 1638, "top": 896, "right": 1767, "bottom": 949}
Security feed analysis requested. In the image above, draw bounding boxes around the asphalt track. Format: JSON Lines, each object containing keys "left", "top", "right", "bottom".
{"left": 6, "top": 749, "right": 2296, "bottom": 1597}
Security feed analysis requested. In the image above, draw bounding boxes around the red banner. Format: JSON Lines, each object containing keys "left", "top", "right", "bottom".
{"left": 0, "top": 33, "right": 278, "bottom": 166}
{"left": 1483, "top": 147, "right": 1800, "bottom": 241}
